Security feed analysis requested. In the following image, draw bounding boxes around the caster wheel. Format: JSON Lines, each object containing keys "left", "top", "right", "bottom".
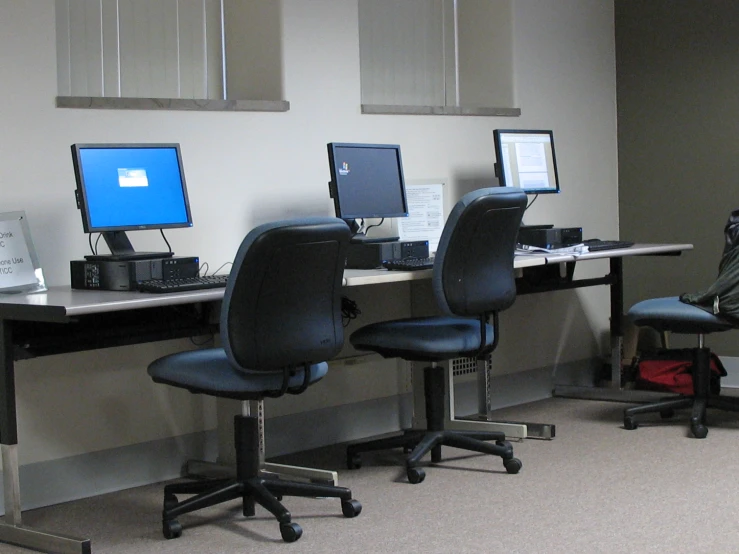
{"left": 280, "top": 522, "right": 303, "bottom": 543}
{"left": 163, "top": 494, "right": 178, "bottom": 512}
{"left": 347, "top": 452, "right": 362, "bottom": 470}
{"left": 624, "top": 416, "right": 638, "bottom": 430}
{"left": 691, "top": 422, "right": 708, "bottom": 439}
{"left": 660, "top": 409, "right": 675, "bottom": 419}
{"left": 341, "top": 498, "right": 362, "bottom": 518}
{"left": 407, "top": 467, "right": 426, "bottom": 484}
{"left": 503, "top": 457, "right": 522, "bottom": 474}
{"left": 163, "top": 519, "right": 182, "bottom": 540}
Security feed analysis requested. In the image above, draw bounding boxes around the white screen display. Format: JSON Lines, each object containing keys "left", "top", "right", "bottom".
{"left": 495, "top": 131, "right": 560, "bottom": 194}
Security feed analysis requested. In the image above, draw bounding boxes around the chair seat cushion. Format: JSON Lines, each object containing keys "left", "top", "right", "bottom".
{"left": 628, "top": 296, "right": 735, "bottom": 334}
{"left": 350, "top": 316, "right": 495, "bottom": 361}
{"left": 147, "top": 348, "right": 328, "bottom": 400}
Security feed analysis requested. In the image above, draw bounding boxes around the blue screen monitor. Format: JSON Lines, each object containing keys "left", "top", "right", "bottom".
{"left": 327, "top": 142, "right": 409, "bottom": 242}
{"left": 493, "top": 130, "right": 560, "bottom": 195}
{"left": 71, "top": 143, "right": 193, "bottom": 260}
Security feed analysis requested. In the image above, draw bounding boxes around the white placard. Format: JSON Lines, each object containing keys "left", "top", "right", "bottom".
{"left": 0, "top": 212, "right": 47, "bottom": 294}
{"left": 398, "top": 183, "right": 445, "bottom": 256}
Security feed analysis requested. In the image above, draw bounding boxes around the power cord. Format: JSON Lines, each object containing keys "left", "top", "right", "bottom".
{"left": 198, "top": 261, "right": 232, "bottom": 276}
{"left": 362, "top": 218, "right": 385, "bottom": 238}
{"left": 341, "top": 295, "right": 361, "bottom": 327}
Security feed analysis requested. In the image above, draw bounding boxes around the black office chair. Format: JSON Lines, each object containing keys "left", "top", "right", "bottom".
{"left": 623, "top": 298, "right": 739, "bottom": 438}
{"left": 346, "top": 187, "right": 526, "bottom": 484}
{"left": 147, "top": 217, "right": 361, "bottom": 543}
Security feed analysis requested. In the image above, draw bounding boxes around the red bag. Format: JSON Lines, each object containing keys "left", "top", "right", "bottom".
{"left": 634, "top": 348, "right": 726, "bottom": 395}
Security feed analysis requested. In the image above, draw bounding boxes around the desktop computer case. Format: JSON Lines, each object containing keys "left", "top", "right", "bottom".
{"left": 517, "top": 227, "right": 582, "bottom": 249}
{"left": 71, "top": 256, "right": 199, "bottom": 290}
{"left": 345, "top": 240, "right": 429, "bottom": 269}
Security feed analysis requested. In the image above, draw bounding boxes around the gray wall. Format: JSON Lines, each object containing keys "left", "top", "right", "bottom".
{"left": 616, "top": 0, "right": 739, "bottom": 354}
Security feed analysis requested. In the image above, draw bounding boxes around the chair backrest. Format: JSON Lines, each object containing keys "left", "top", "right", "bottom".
{"left": 221, "top": 217, "right": 350, "bottom": 371}
{"left": 432, "top": 187, "right": 526, "bottom": 317}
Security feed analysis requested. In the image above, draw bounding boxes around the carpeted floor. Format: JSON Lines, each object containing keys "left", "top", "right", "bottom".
{"left": 8, "top": 396, "right": 739, "bottom": 554}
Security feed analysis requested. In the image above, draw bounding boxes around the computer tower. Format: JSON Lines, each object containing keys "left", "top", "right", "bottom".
{"left": 70, "top": 256, "right": 199, "bottom": 291}
{"left": 345, "top": 241, "right": 429, "bottom": 269}
{"left": 517, "top": 227, "right": 583, "bottom": 249}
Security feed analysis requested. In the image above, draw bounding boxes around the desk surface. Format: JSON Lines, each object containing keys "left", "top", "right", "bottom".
{"left": 343, "top": 243, "right": 692, "bottom": 286}
{"left": 0, "top": 243, "right": 692, "bottom": 321}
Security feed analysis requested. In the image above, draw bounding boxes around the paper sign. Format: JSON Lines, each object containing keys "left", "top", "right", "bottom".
{"left": 397, "top": 183, "right": 444, "bottom": 255}
{"left": 0, "top": 212, "right": 46, "bottom": 294}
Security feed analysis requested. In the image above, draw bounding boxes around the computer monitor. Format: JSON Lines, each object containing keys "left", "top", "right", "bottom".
{"left": 493, "top": 130, "right": 560, "bottom": 195}
{"left": 71, "top": 143, "right": 193, "bottom": 260}
{"left": 327, "top": 142, "right": 409, "bottom": 242}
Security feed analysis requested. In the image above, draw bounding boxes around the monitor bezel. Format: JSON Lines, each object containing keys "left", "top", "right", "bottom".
{"left": 327, "top": 142, "right": 410, "bottom": 220}
{"left": 493, "top": 129, "right": 561, "bottom": 195}
{"left": 71, "top": 142, "right": 194, "bottom": 234}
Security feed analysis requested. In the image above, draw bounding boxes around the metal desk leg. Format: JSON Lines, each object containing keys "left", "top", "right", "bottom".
{"left": 554, "top": 255, "right": 658, "bottom": 402}
{"left": 186, "top": 400, "right": 338, "bottom": 486}
{"left": 253, "top": 400, "right": 338, "bottom": 485}
{"left": 449, "top": 358, "right": 555, "bottom": 440}
{"left": 0, "top": 320, "right": 91, "bottom": 554}
{"left": 411, "top": 360, "right": 555, "bottom": 440}
{"left": 609, "top": 257, "right": 625, "bottom": 388}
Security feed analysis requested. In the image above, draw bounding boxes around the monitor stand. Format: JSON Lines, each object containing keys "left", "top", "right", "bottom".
{"left": 85, "top": 230, "right": 175, "bottom": 262}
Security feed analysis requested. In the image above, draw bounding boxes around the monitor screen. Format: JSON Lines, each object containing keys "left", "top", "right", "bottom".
{"left": 327, "top": 143, "right": 409, "bottom": 220}
{"left": 493, "top": 130, "right": 560, "bottom": 194}
{"left": 71, "top": 143, "right": 193, "bottom": 260}
{"left": 72, "top": 143, "right": 192, "bottom": 232}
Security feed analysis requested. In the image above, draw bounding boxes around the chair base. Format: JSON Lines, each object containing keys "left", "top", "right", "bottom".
{"left": 346, "top": 428, "right": 521, "bottom": 484}
{"left": 159, "top": 415, "right": 361, "bottom": 543}
{"left": 624, "top": 346, "right": 739, "bottom": 438}
{"left": 624, "top": 394, "right": 739, "bottom": 439}
{"left": 346, "top": 365, "right": 521, "bottom": 483}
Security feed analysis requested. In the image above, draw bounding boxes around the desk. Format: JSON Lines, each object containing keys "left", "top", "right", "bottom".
{"left": 345, "top": 243, "right": 693, "bottom": 441}
{"left": 0, "top": 243, "right": 691, "bottom": 553}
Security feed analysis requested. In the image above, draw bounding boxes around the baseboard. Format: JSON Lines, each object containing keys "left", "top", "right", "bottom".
{"left": 719, "top": 356, "right": 739, "bottom": 388}
{"left": 1, "top": 360, "right": 590, "bottom": 513}
{"left": 0, "top": 431, "right": 218, "bottom": 515}
{"left": 456, "top": 359, "right": 599, "bottom": 415}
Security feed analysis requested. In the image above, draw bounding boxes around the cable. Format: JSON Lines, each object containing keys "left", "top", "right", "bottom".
{"left": 198, "top": 261, "right": 232, "bottom": 277}
{"left": 526, "top": 194, "right": 539, "bottom": 211}
{"left": 159, "top": 229, "right": 173, "bottom": 253}
{"left": 211, "top": 262, "right": 233, "bottom": 275}
{"left": 341, "top": 295, "right": 361, "bottom": 327}
{"left": 362, "top": 218, "right": 385, "bottom": 238}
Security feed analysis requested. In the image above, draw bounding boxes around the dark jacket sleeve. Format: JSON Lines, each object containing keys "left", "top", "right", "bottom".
{"left": 680, "top": 209, "right": 739, "bottom": 321}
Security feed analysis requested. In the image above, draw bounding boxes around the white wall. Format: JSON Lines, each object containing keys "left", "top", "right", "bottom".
{"left": 0, "top": 0, "right": 617, "bottom": 472}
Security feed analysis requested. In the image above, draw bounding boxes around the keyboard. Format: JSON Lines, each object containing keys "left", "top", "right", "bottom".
{"left": 138, "top": 274, "right": 229, "bottom": 293}
{"left": 584, "top": 239, "right": 635, "bottom": 252}
{"left": 382, "top": 257, "right": 435, "bottom": 271}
